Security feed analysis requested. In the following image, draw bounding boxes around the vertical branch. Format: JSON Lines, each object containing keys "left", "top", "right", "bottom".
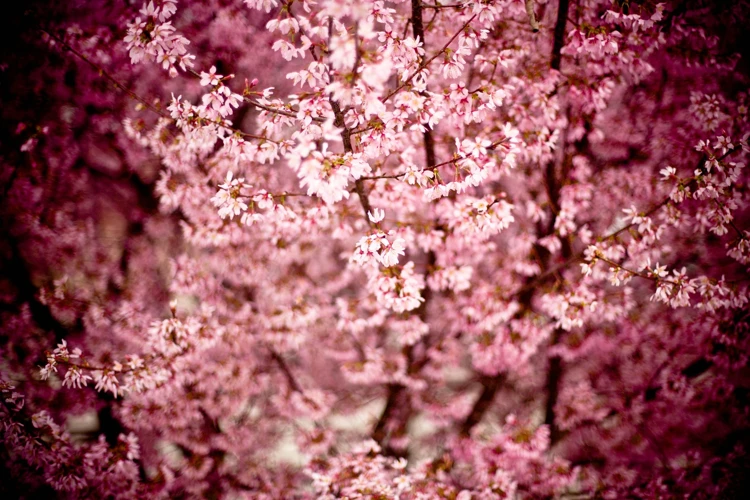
{"left": 462, "top": 0, "right": 576, "bottom": 434}
{"left": 541, "top": 111, "right": 573, "bottom": 446}
{"left": 411, "top": 0, "right": 437, "bottom": 168}
{"left": 536, "top": 0, "right": 572, "bottom": 445}
{"left": 411, "top": 0, "right": 426, "bottom": 43}
{"left": 329, "top": 98, "right": 373, "bottom": 221}
{"left": 369, "top": 1, "right": 439, "bottom": 455}
{"left": 371, "top": 383, "right": 404, "bottom": 446}
{"left": 325, "top": 17, "right": 373, "bottom": 224}
{"left": 460, "top": 376, "right": 501, "bottom": 437}
{"left": 551, "top": 0, "right": 570, "bottom": 71}
{"left": 539, "top": 159, "right": 566, "bottom": 444}
{"left": 544, "top": 332, "right": 564, "bottom": 443}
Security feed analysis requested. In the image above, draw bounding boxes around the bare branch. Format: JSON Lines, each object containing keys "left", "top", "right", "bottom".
{"left": 525, "top": 0, "right": 541, "bottom": 32}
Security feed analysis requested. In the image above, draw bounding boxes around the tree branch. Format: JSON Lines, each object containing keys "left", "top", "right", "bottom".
{"left": 551, "top": 0, "right": 570, "bottom": 70}
{"left": 525, "top": 0, "right": 541, "bottom": 32}
{"left": 370, "top": 3, "right": 442, "bottom": 456}
{"left": 329, "top": 98, "right": 373, "bottom": 223}
{"left": 383, "top": 14, "right": 477, "bottom": 103}
{"left": 460, "top": 376, "right": 501, "bottom": 437}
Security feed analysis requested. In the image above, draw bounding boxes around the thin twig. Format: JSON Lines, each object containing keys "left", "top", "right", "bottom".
{"left": 525, "top": 0, "right": 541, "bottom": 32}
{"left": 41, "top": 29, "right": 169, "bottom": 119}
{"left": 382, "top": 14, "right": 477, "bottom": 103}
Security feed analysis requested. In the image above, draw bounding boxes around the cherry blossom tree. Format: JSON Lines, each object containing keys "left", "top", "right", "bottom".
{"left": 2, "top": 0, "right": 750, "bottom": 497}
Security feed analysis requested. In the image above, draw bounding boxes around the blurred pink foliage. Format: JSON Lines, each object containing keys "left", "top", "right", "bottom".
{"left": 2, "top": 0, "right": 750, "bottom": 497}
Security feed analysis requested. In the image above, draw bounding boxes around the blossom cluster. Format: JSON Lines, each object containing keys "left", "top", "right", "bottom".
{"left": 124, "top": 0, "right": 194, "bottom": 77}
{"left": 3, "top": 0, "right": 749, "bottom": 497}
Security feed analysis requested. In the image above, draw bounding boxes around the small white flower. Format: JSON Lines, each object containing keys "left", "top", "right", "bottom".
{"left": 659, "top": 166, "right": 676, "bottom": 180}
{"left": 580, "top": 262, "right": 593, "bottom": 277}
{"left": 650, "top": 263, "right": 668, "bottom": 278}
{"left": 368, "top": 208, "right": 385, "bottom": 223}
{"left": 394, "top": 474, "right": 411, "bottom": 490}
{"left": 380, "top": 237, "right": 406, "bottom": 267}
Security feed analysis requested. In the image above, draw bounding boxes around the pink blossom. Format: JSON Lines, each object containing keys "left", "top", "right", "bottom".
{"left": 4, "top": 1, "right": 750, "bottom": 497}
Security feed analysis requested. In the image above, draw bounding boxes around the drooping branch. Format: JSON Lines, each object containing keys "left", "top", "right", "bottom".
{"left": 41, "top": 29, "right": 169, "bottom": 119}
{"left": 504, "top": 146, "right": 741, "bottom": 303}
{"left": 42, "top": 32, "right": 287, "bottom": 144}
